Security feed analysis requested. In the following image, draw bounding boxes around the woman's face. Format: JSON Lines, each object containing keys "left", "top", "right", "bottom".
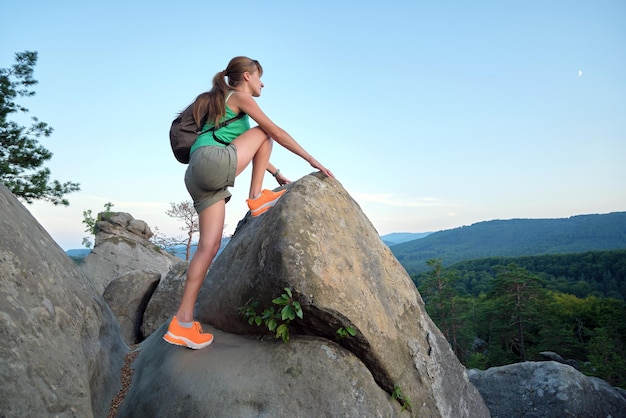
{"left": 248, "top": 70, "right": 264, "bottom": 97}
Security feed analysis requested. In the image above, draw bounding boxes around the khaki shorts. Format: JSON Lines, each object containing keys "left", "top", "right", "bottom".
{"left": 185, "top": 144, "right": 238, "bottom": 213}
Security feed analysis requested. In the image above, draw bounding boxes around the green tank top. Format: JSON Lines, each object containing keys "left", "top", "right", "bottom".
{"left": 190, "top": 93, "right": 250, "bottom": 153}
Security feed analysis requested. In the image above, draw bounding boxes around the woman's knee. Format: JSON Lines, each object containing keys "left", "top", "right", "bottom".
{"left": 247, "top": 127, "right": 273, "bottom": 154}
{"left": 196, "top": 238, "right": 220, "bottom": 259}
{"left": 260, "top": 134, "right": 273, "bottom": 151}
{"left": 233, "top": 127, "right": 272, "bottom": 172}
{"left": 234, "top": 126, "right": 269, "bottom": 145}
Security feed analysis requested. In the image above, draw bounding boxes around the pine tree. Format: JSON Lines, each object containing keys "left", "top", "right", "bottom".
{"left": 0, "top": 51, "right": 79, "bottom": 205}
{"left": 486, "top": 263, "right": 548, "bottom": 363}
{"left": 420, "top": 259, "right": 474, "bottom": 361}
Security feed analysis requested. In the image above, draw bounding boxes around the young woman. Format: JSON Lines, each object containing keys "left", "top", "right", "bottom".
{"left": 163, "top": 56, "right": 334, "bottom": 349}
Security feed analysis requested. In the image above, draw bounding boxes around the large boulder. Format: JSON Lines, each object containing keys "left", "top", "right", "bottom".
{"left": 119, "top": 173, "right": 490, "bottom": 417}
{"left": 468, "top": 361, "right": 626, "bottom": 417}
{"left": 80, "top": 211, "right": 180, "bottom": 294}
{"left": 0, "top": 183, "right": 127, "bottom": 417}
{"left": 141, "top": 260, "right": 189, "bottom": 338}
{"left": 118, "top": 322, "right": 405, "bottom": 417}
{"left": 539, "top": 351, "right": 578, "bottom": 369}
{"left": 103, "top": 269, "right": 161, "bottom": 345}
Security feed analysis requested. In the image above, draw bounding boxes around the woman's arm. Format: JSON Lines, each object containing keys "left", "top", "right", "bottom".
{"left": 230, "top": 92, "right": 334, "bottom": 178}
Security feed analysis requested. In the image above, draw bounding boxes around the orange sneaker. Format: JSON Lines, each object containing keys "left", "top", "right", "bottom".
{"left": 163, "top": 316, "right": 214, "bottom": 349}
{"left": 246, "top": 189, "right": 287, "bottom": 217}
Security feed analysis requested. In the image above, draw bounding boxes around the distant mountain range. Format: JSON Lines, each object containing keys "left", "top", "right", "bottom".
{"left": 389, "top": 212, "right": 626, "bottom": 275}
{"left": 380, "top": 232, "right": 432, "bottom": 246}
{"left": 66, "top": 248, "right": 90, "bottom": 258}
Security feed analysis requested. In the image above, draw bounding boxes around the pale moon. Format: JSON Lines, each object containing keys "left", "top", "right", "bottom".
{"left": 578, "top": 70, "right": 583, "bottom": 76}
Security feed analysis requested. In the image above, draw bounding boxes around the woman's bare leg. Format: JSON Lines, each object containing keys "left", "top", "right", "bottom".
{"left": 231, "top": 126, "right": 273, "bottom": 199}
{"left": 175, "top": 126, "right": 274, "bottom": 322}
{"left": 175, "top": 199, "right": 225, "bottom": 323}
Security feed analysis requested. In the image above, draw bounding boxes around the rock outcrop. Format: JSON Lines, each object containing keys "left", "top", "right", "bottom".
{"left": 539, "top": 350, "right": 579, "bottom": 369}
{"left": 80, "top": 211, "right": 180, "bottom": 294}
{"left": 140, "top": 260, "right": 189, "bottom": 338}
{"left": 103, "top": 269, "right": 161, "bottom": 345}
{"left": 3, "top": 173, "right": 624, "bottom": 417}
{"left": 120, "top": 322, "right": 406, "bottom": 417}
{"left": 469, "top": 361, "right": 626, "bottom": 418}
{"left": 0, "top": 183, "right": 127, "bottom": 417}
{"left": 119, "top": 173, "right": 490, "bottom": 417}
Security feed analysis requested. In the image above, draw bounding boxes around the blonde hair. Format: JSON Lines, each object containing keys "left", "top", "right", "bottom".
{"left": 192, "top": 56, "right": 263, "bottom": 127}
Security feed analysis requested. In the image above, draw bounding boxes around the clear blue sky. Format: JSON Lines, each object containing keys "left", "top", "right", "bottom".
{"left": 2, "top": 0, "right": 625, "bottom": 250}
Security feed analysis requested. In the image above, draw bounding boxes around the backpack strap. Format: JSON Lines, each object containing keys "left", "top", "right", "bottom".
{"left": 198, "top": 111, "right": 245, "bottom": 136}
{"left": 211, "top": 131, "right": 231, "bottom": 146}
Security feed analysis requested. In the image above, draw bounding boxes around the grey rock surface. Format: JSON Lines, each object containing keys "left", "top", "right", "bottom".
{"left": 192, "top": 173, "right": 489, "bottom": 417}
{"left": 469, "top": 361, "right": 626, "bottom": 418}
{"left": 80, "top": 211, "right": 179, "bottom": 294}
{"left": 141, "top": 260, "right": 189, "bottom": 338}
{"left": 103, "top": 269, "right": 161, "bottom": 345}
{"left": 118, "top": 322, "right": 405, "bottom": 418}
{"left": 0, "top": 183, "right": 127, "bottom": 418}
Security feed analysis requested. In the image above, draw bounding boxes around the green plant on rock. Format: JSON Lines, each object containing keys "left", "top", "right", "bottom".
{"left": 81, "top": 201, "right": 114, "bottom": 248}
{"left": 336, "top": 326, "right": 357, "bottom": 338}
{"left": 238, "top": 287, "right": 303, "bottom": 343}
{"left": 391, "top": 383, "right": 412, "bottom": 412}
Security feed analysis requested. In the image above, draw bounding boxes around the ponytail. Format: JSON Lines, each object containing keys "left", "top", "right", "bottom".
{"left": 192, "top": 57, "right": 263, "bottom": 128}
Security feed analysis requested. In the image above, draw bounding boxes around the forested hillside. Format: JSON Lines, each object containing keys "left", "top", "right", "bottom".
{"left": 391, "top": 212, "right": 626, "bottom": 275}
{"left": 395, "top": 213, "right": 626, "bottom": 388}
{"left": 415, "top": 259, "right": 626, "bottom": 389}
{"left": 446, "top": 249, "right": 626, "bottom": 300}
{"left": 412, "top": 249, "right": 626, "bottom": 300}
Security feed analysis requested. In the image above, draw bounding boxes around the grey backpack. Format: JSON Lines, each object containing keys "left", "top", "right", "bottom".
{"left": 169, "top": 104, "right": 244, "bottom": 164}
